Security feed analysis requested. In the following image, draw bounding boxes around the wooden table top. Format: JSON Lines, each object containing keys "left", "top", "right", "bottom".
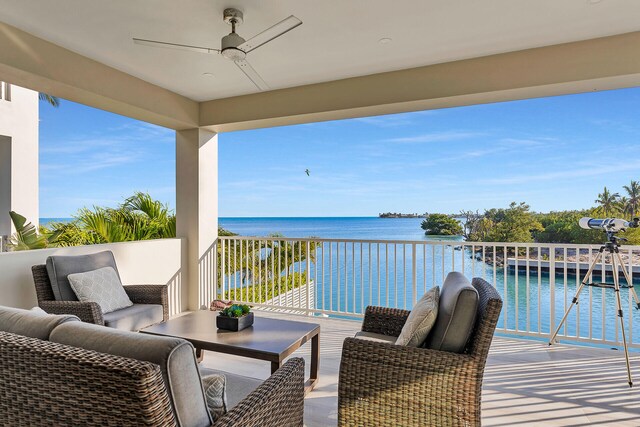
{"left": 141, "top": 310, "right": 320, "bottom": 362}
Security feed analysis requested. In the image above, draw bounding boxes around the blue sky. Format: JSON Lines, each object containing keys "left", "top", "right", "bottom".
{"left": 40, "top": 87, "right": 640, "bottom": 218}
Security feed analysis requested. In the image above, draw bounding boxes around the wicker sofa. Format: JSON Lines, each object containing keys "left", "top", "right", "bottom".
{"left": 0, "top": 306, "right": 304, "bottom": 427}
{"left": 338, "top": 276, "right": 503, "bottom": 427}
{"left": 32, "top": 251, "right": 169, "bottom": 330}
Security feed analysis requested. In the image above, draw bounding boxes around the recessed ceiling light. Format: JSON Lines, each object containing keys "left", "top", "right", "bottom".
{"left": 587, "top": 0, "right": 603, "bottom": 4}
{"left": 378, "top": 38, "right": 392, "bottom": 44}
{"left": 202, "top": 72, "right": 215, "bottom": 77}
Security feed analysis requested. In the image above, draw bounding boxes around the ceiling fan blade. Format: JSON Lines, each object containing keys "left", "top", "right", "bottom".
{"left": 234, "top": 59, "right": 270, "bottom": 91}
{"left": 133, "top": 38, "right": 220, "bottom": 54}
{"left": 237, "top": 15, "right": 302, "bottom": 53}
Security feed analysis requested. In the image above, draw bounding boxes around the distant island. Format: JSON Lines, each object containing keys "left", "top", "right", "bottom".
{"left": 379, "top": 212, "right": 428, "bottom": 218}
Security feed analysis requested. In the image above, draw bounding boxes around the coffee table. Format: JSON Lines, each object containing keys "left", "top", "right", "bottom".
{"left": 141, "top": 311, "right": 320, "bottom": 392}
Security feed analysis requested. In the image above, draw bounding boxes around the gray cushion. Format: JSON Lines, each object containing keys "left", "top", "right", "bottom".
{"left": 425, "top": 272, "right": 479, "bottom": 353}
{"left": 199, "top": 367, "right": 262, "bottom": 410}
{"left": 68, "top": 267, "right": 133, "bottom": 314}
{"left": 354, "top": 331, "right": 397, "bottom": 344}
{"left": 50, "top": 321, "right": 212, "bottom": 427}
{"left": 103, "top": 304, "right": 164, "bottom": 331}
{"left": 395, "top": 286, "right": 439, "bottom": 347}
{"left": 46, "top": 251, "right": 121, "bottom": 301}
{"left": 0, "top": 305, "right": 79, "bottom": 340}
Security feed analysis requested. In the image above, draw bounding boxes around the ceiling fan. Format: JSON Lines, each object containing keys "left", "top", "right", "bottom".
{"left": 133, "top": 8, "right": 302, "bottom": 91}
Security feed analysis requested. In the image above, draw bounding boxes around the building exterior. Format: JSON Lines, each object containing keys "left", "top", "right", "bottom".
{"left": 0, "top": 82, "right": 39, "bottom": 248}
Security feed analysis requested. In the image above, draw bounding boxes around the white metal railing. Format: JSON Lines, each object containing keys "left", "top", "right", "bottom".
{"left": 0, "top": 82, "right": 11, "bottom": 101}
{"left": 212, "top": 236, "right": 640, "bottom": 349}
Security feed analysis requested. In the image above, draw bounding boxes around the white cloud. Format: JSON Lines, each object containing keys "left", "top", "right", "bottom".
{"left": 480, "top": 160, "right": 640, "bottom": 185}
{"left": 384, "top": 131, "right": 484, "bottom": 144}
{"left": 355, "top": 110, "right": 438, "bottom": 127}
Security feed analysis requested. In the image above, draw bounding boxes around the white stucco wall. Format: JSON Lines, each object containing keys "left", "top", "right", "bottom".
{"left": 0, "top": 239, "right": 185, "bottom": 315}
{"left": 0, "top": 83, "right": 39, "bottom": 236}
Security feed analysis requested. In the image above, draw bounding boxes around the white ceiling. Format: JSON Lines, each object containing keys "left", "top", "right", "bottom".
{"left": 1, "top": 0, "right": 639, "bottom": 102}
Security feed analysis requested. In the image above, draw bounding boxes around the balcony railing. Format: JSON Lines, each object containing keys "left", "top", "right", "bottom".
{"left": 213, "top": 236, "right": 640, "bottom": 349}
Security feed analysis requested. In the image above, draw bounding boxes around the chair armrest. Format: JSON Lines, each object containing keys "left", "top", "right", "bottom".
{"left": 123, "top": 284, "right": 169, "bottom": 321}
{"left": 213, "top": 357, "right": 305, "bottom": 427}
{"left": 338, "top": 337, "right": 479, "bottom": 427}
{"left": 39, "top": 300, "right": 104, "bottom": 325}
{"left": 361, "top": 305, "right": 411, "bottom": 337}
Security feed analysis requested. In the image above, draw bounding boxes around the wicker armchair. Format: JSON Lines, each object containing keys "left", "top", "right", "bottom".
{"left": 32, "top": 264, "right": 169, "bottom": 325}
{"left": 338, "top": 277, "right": 503, "bottom": 427}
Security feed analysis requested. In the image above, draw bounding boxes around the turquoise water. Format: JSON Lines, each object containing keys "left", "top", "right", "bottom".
{"left": 220, "top": 216, "right": 441, "bottom": 241}
{"left": 219, "top": 217, "right": 640, "bottom": 347}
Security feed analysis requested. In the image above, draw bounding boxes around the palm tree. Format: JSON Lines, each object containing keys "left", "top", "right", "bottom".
{"left": 39, "top": 93, "right": 60, "bottom": 107}
{"left": 618, "top": 196, "right": 632, "bottom": 218}
{"left": 47, "top": 192, "right": 176, "bottom": 245}
{"left": 594, "top": 186, "right": 620, "bottom": 217}
{"left": 623, "top": 180, "right": 640, "bottom": 218}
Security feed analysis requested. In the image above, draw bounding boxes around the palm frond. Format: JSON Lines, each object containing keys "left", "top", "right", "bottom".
{"left": 38, "top": 93, "right": 60, "bottom": 107}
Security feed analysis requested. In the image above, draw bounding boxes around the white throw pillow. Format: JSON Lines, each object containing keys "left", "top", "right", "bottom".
{"left": 395, "top": 286, "right": 440, "bottom": 347}
{"left": 202, "top": 373, "right": 228, "bottom": 421}
{"left": 67, "top": 266, "right": 133, "bottom": 314}
{"left": 29, "top": 306, "right": 48, "bottom": 315}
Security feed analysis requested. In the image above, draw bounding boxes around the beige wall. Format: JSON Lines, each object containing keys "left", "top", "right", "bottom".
{"left": 0, "top": 84, "right": 38, "bottom": 235}
{"left": 0, "top": 238, "right": 184, "bottom": 315}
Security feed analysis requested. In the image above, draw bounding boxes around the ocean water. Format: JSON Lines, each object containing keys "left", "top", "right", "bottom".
{"left": 219, "top": 216, "right": 460, "bottom": 241}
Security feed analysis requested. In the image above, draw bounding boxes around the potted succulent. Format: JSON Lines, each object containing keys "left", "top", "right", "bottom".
{"left": 216, "top": 304, "right": 254, "bottom": 331}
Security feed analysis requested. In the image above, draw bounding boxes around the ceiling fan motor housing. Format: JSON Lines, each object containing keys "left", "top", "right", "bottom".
{"left": 221, "top": 32, "right": 247, "bottom": 60}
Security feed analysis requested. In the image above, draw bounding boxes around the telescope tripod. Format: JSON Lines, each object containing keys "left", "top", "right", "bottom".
{"left": 549, "top": 236, "right": 640, "bottom": 387}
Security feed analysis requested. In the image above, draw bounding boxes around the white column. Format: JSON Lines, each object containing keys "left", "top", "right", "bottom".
{"left": 0, "top": 85, "right": 39, "bottom": 234}
{"left": 176, "top": 128, "right": 218, "bottom": 312}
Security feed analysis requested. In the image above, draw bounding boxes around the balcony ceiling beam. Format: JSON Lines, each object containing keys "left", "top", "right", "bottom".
{"left": 0, "top": 22, "right": 199, "bottom": 130}
{"left": 200, "top": 31, "right": 640, "bottom": 132}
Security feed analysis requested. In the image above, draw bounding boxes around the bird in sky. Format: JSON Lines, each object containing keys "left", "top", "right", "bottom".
{"left": 305, "top": 169, "right": 310, "bottom": 176}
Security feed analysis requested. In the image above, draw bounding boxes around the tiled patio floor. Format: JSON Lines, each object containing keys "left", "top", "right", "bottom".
{"left": 200, "top": 311, "right": 640, "bottom": 426}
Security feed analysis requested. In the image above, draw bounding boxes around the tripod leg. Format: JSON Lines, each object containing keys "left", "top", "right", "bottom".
{"left": 614, "top": 251, "right": 640, "bottom": 309}
{"left": 549, "top": 250, "right": 602, "bottom": 345}
{"left": 612, "top": 257, "right": 634, "bottom": 387}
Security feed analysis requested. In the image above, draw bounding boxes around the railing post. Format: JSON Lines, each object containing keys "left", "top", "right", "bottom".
{"left": 549, "top": 246, "right": 556, "bottom": 336}
{"left": 306, "top": 241, "right": 312, "bottom": 315}
{"left": 412, "top": 243, "right": 417, "bottom": 304}
{"left": 220, "top": 238, "right": 226, "bottom": 300}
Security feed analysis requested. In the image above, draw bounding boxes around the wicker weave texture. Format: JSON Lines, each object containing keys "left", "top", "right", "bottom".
{"left": 124, "top": 284, "right": 169, "bottom": 321}
{"left": 338, "top": 277, "right": 503, "bottom": 427}
{"left": 214, "top": 357, "right": 305, "bottom": 427}
{"left": 0, "top": 331, "right": 176, "bottom": 426}
{"left": 361, "top": 306, "right": 411, "bottom": 337}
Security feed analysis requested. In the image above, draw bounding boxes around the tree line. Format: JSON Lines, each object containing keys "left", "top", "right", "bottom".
{"left": 421, "top": 181, "right": 640, "bottom": 245}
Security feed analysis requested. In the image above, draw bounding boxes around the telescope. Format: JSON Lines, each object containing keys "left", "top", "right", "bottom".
{"left": 579, "top": 217, "right": 640, "bottom": 233}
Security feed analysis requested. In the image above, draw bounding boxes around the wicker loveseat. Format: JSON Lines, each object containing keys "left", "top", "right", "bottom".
{"left": 32, "top": 251, "right": 169, "bottom": 330}
{"left": 0, "top": 306, "right": 304, "bottom": 426}
{"left": 338, "top": 276, "right": 503, "bottom": 427}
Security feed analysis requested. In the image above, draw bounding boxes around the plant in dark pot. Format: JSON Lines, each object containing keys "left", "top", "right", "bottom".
{"left": 216, "top": 304, "right": 254, "bottom": 331}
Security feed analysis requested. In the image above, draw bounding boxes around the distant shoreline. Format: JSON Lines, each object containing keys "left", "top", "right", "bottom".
{"left": 378, "top": 213, "right": 427, "bottom": 218}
